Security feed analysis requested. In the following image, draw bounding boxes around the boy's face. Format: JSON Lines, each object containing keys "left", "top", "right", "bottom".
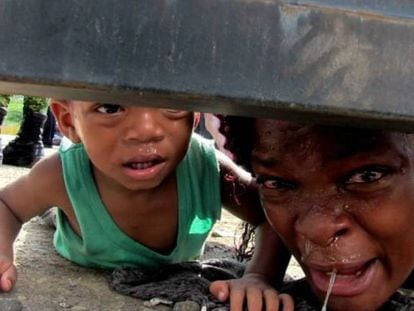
{"left": 62, "top": 101, "right": 194, "bottom": 191}
{"left": 251, "top": 119, "right": 414, "bottom": 311}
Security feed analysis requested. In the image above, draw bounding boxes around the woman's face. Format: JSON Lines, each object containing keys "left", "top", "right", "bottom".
{"left": 250, "top": 119, "right": 414, "bottom": 311}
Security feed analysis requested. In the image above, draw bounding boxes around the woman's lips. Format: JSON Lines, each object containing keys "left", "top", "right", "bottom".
{"left": 308, "top": 259, "right": 378, "bottom": 297}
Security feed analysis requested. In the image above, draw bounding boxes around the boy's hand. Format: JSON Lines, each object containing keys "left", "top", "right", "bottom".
{"left": 0, "top": 256, "right": 17, "bottom": 292}
{"left": 209, "top": 273, "right": 294, "bottom": 311}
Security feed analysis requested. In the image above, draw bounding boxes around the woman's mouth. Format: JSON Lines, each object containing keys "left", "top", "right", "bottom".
{"left": 308, "top": 259, "right": 378, "bottom": 297}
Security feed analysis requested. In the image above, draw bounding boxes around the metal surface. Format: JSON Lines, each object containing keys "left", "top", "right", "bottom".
{"left": 0, "top": 0, "right": 414, "bottom": 130}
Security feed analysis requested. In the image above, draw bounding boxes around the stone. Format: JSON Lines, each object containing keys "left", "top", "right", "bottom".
{"left": 0, "top": 298, "right": 23, "bottom": 311}
{"left": 172, "top": 301, "right": 200, "bottom": 311}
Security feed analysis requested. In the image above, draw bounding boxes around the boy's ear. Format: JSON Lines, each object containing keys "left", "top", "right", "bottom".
{"left": 50, "top": 100, "right": 81, "bottom": 144}
{"left": 193, "top": 112, "right": 201, "bottom": 129}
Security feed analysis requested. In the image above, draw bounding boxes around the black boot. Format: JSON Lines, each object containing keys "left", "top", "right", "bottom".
{"left": 42, "top": 107, "right": 54, "bottom": 147}
{"left": 3, "top": 106, "right": 47, "bottom": 167}
{"left": 0, "top": 106, "right": 8, "bottom": 164}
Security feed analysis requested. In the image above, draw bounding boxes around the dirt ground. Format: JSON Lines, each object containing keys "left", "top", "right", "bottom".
{"left": 0, "top": 149, "right": 303, "bottom": 311}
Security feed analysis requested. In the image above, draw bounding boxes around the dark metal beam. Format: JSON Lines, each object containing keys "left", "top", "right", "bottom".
{"left": 0, "top": 1, "right": 413, "bottom": 131}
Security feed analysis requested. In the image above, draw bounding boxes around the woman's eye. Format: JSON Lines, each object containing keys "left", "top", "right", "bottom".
{"left": 96, "top": 103, "right": 123, "bottom": 114}
{"left": 256, "top": 176, "right": 297, "bottom": 190}
{"left": 344, "top": 166, "right": 391, "bottom": 185}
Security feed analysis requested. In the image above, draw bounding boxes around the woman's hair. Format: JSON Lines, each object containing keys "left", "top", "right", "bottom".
{"left": 216, "top": 115, "right": 258, "bottom": 261}
{"left": 217, "top": 115, "right": 256, "bottom": 171}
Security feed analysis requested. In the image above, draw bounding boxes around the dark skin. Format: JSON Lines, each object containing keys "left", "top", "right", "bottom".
{"left": 250, "top": 119, "right": 414, "bottom": 311}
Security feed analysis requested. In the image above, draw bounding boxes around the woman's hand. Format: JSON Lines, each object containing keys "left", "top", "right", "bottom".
{"left": 210, "top": 273, "right": 294, "bottom": 311}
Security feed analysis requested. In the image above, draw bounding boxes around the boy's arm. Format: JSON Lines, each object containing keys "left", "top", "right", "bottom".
{"left": 0, "top": 154, "right": 63, "bottom": 291}
{"left": 0, "top": 198, "right": 21, "bottom": 291}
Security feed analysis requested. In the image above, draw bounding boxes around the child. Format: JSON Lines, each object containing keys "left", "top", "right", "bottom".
{"left": 0, "top": 100, "right": 292, "bottom": 310}
{"left": 209, "top": 115, "right": 414, "bottom": 310}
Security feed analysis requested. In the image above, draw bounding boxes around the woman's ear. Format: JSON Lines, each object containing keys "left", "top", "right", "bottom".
{"left": 50, "top": 100, "right": 81, "bottom": 144}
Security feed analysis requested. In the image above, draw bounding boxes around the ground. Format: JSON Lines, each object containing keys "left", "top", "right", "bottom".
{"left": 0, "top": 144, "right": 303, "bottom": 311}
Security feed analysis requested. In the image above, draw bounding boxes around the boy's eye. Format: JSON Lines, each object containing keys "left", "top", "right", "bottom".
{"left": 96, "top": 103, "right": 123, "bottom": 114}
{"left": 162, "top": 109, "right": 191, "bottom": 118}
{"left": 256, "top": 175, "right": 297, "bottom": 190}
{"left": 165, "top": 109, "right": 183, "bottom": 113}
{"left": 344, "top": 166, "right": 392, "bottom": 185}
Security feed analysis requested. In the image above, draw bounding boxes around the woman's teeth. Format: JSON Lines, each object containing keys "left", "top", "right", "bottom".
{"left": 325, "top": 269, "right": 363, "bottom": 277}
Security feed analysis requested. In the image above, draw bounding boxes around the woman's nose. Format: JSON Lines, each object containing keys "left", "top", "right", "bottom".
{"left": 295, "top": 204, "right": 352, "bottom": 247}
{"left": 123, "top": 109, "right": 164, "bottom": 143}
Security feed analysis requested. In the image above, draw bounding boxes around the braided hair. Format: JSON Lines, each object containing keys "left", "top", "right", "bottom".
{"left": 216, "top": 115, "right": 259, "bottom": 261}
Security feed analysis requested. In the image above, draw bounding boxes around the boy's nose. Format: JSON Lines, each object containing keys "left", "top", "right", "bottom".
{"left": 123, "top": 110, "right": 164, "bottom": 143}
{"left": 295, "top": 204, "right": 352, "bottom": 247}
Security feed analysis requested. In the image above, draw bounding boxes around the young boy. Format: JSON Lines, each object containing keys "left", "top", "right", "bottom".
{"left": 209, "top": 115, "right": 414, "bottom": 310}
{"left": 0, "top": 101, "right": 292, "bottom": 310}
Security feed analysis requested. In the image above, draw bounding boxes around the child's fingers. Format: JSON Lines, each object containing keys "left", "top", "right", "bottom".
{"left": 279, "top": 293, "right": 295, "bottom": 311}
{"left": 229, "top": 286, "right": 247, "bottom": 311}
{"left": 209, "top": 280, "right": 230, "bottom": 302}
{"left": 0, "top": 264, "right": 17, "bottom": 292}
{"left": 1, "top": 277, "right": 13, "bottom": 292}
{"left": 262, "top": 288, "right": 281, "bottom": 311}
{"left": 246, "top": 287, "right": 264, "bottom": 311}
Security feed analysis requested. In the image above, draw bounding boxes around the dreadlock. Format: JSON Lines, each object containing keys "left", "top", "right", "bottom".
{"left": 215, "top": 115, "right": 259, "bottom": 262}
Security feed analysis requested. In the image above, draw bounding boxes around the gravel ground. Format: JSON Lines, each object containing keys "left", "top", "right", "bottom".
{"left": 0, "top": 143, "right": 303, "bottom": 310}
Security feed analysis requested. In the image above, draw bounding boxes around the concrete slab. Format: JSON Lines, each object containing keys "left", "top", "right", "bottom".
{"left": 1, "top": 1, "right": 414, "bottom": 131}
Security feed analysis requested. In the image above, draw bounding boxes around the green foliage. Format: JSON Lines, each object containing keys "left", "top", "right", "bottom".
{"left": 1, "top": 95, "right": 48, "bottom": 134}
{"left": 4, "top": 95, "right": 24, "bottom": 125}
{"left": 23, "top": 96, "right": 49, "bottom": 113}
{"left": 2, "top": 96, "right": 23, "bottom": 134}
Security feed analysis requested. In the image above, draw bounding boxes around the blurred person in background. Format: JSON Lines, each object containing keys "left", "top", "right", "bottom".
{"left": 0, "top": 94, "right": 48, "bottom": 167}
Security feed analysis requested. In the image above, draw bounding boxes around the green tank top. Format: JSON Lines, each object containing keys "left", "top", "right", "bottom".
{"left": 54, "top": 134, "right": 221, "bottom": 269}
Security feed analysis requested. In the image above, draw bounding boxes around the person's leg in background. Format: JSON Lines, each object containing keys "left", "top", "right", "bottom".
{"left": 194, "top": 113, "right": 213, "bottom": 139}
{"left": 0, "top": 95, "right": 10, "bottom": 164}
{"left": 42, "top": 106, "right": 56, "bottom": 148}
{"left": 3, "top": 96, "right": 48, "bottom": 167}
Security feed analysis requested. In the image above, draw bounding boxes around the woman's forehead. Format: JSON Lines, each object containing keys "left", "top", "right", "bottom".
{"left": 253, "top": 119, "right": 412, "bottom": 160}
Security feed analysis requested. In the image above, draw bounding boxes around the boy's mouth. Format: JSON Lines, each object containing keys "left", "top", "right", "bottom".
{"left": 123, "top": 159, "right": 163, "bottom": 170}
{"left": 121, "top": 156, "right": 166, "bottom": 180}
{"left": 123, "top": 154, "right": 165, "bottom": 169}
{"left": 308, "top": 258, "right": 378, "bottom": 297}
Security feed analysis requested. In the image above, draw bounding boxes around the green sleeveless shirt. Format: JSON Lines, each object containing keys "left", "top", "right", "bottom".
{"left": 54, "top": 134, "right": 221, "bottom": 269}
